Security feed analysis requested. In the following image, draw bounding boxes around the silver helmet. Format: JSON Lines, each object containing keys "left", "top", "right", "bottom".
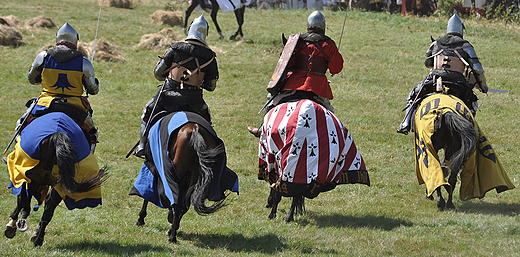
{"left": 56, "top": 22, "right": 79, "bottom": 47}
{"left": 307, "top": 11, "right": 326, "bottom": 33}
{"left": 447, "top": 14, "right": 464, "bottom": 37}
{"left": 186, "top": 14, "right": 209, "bottom": 45}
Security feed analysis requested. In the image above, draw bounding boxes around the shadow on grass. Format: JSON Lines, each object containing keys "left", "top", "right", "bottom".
{"left": 179, "top": 232, "right": 288, "bottom": 254}
{"left": 300, "top": 213, "right": 414, "bottom": 231}
{"left": 53, "top": 241, "right": 172, "bottom": 255}
{"left": 456, "top": 201, "right": 520, "bottom": 216}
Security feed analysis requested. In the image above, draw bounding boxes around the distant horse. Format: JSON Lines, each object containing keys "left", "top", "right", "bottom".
{"left": 130, "top": 111, "right": 239, "bottom": 243}
{"left": 258, "top": 99, "right": 369, "bottom": 222}
{"left": 413, "top": 93, "right": 514, "bottom": 210}
{"left": 4, "top": 112, "right": 105, "bottom": 246}
{"left": 184, "top": 0, "right": 246, "bottom": 40}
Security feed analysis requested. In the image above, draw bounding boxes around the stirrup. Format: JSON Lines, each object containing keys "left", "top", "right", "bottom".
{"left": 133, "top": 146, "right": 145, "bottom": 158}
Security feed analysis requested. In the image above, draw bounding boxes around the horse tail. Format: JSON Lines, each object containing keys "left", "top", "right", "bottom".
{"left": 442, "top": 112, "right": 478, "bottom": 172}
{"left": 187, "top": 128, "right": 227, "bottom": 215}
{"left": 49, "top": 132, "right": 106, "bottom": 194}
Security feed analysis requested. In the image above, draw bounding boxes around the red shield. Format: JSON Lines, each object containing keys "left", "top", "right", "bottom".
{"left": 266, "top": 33, "right": 300, "bottom": 95}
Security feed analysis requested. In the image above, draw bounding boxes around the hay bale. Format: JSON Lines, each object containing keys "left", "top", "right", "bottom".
{"left": 0, "top": 24, "right": 25, "bottom": 46}
{"left": 37, "top": 39, "right": 126, "bottom": 63}
{"left": 25, "top": 15, "right": 55, "bottom": 28}
{"left": 1, "top": 15, "right": 22, "bottom": 28}
{"left": 150, "top": 10, "right": 183, "bottom": 27}
{"left": 82, "top": 38, "right": 126, "bottom": 62}
{"left": 137, "top": 28, "right": 182, "bottom": 51}
{"left": 98, "top": 0, "right": 132, "bottom": 8}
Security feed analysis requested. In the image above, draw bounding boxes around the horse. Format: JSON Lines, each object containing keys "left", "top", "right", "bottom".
{"left": 413, "top": 93, "right": 514, "bottom": 210}
{"left": 184, "top": 0, "right": 246, "bottom": 40}
{"left": 130, "top": 111, "right": 239, "bottom": 243}
{"left": 3, "top": 112, "right": 106, "bottom": 246}
{"left": 257, "top": 99, "right": 370, "bottom": 222}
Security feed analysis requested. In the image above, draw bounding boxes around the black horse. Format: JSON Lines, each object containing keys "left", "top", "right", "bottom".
{"left": 4, "top": 112, "right": 106, "bottom": 246}
{"left": 184, "top": 0, "right": 246, "bottom": 40}
{"left": 413, "top": 93, "right": 514, "bottom": 210}
{"left": 131, "top": 111, "right": 238, "bottom": 243}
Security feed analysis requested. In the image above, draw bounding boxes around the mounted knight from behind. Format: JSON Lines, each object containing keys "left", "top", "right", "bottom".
{"left": 397, "top": 15, "right": 514, "bottom": 209}
{"left": 255, "top": 11, "right": 370, "bottom": 222}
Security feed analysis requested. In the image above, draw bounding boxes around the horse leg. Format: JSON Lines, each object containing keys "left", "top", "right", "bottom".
{"left": 135, "top": 200, "right": 149, "bottom": 226}
{"left": 286, "top": 195, "right": 304, "bottom": 222}
{"left": 5, "top": 184, "right": 30, "bottom": 239}
{"left": 436, "top": 187, "right": 446, "bottom": 211}
{"left": 184, "top": 0, "right": 199, "bottom": 34}
{"left": 31, "top": 188, "right": 62, "bottom": 247}
{"left": 267, "top": 188, "right": 282, "bottom": 220}
{"left": 230, "top": 6, "right": 245, "bottom": 40}
{"left": 209, "top": 0, "right": 224, "bottom": 39}
{"left": 446, "top": 171, "right": 458, "bottom": 209}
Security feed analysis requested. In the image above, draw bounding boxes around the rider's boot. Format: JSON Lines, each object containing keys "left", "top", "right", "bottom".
{"left": 133, "top": 121, "right": 147, "bottom": 158}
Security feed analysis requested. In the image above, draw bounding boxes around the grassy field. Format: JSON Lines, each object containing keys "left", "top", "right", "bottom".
{"left": 1, "top": 0, "right": 520, "bottom": 256}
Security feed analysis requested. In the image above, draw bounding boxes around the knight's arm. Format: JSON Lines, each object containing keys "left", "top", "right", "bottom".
{"left": 82, "top": 57, "right": 99, "bottom": 95}
{"left": 201, "top": 56, "right": 218, "bottom": 91}
{"left": 463, "top": 46, "right": 487, "bottom": 93}
{"left": 27, "top": 51, "right": 47, "bottom": 85}
{"left": 424, "top": 41, "right": 436, "bottom": 68}
{"left": 154, "top": 49, "right": 172, "bottom": 81}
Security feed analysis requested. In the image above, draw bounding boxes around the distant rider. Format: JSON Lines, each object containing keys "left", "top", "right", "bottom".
{"left": 24, "top": 22, "right": 100, "bottom": 150}
{"left": 397, "top": 14, "right": 488, "bottom": 135}
{"left": 134, "top": 14, "right": 218, "bottom": 157}
{"left": 248, "top": 10, "right": 343, "bottom": 137}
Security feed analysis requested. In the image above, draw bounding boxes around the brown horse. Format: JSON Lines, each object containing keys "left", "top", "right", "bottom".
{"left": 4, "top": 112, "right": 106, "bottom": 246}
{"left": 131, "top": 111, "right": 238, "bottom": 243}
{"left": 184, "top": 0, "right": 246, "bottom": 40}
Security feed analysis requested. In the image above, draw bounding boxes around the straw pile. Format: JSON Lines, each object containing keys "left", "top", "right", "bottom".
{"left": 136, "top": 28, "right": 182, "bottom": 51}
{"left": 150, "top": 10, "right": 183, "bottom": 27}
{"left": 37, "top": 38, "right": 126, "bottom": 63}
{"left": 99, "top": 0, "right": 132, "bottom": 8}
{"left": 0, "top": 23, "right": 25, "bottom": 46}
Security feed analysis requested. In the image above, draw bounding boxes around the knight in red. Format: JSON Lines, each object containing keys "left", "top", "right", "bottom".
{"left": 248, "top": 11, "right": 343, "bottom": 137}
{"left": 277, "top": 10, "right": 344, "bottom": 113}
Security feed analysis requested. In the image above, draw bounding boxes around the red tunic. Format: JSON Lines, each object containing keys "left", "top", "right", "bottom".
{"left": 284, "top": 38, "right": 343, "bottom": 100}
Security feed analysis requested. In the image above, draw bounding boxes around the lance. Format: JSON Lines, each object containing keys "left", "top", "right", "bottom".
{"left": 338, "top": 8, "right": 348, "bottom": 50}
{"left": 91, "top": 7, "right": 101, "bottom": 62}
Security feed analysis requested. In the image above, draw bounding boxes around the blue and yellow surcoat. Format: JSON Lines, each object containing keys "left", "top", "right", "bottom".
{"left": 34, "top": 54, "right": 87, "bottom": 114}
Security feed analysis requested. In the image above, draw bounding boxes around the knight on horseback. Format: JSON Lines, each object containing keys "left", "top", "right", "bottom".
{"left": 397, "top": 14, "right": 488, "bottom": 135}
{"left": 134, "top": 14, "right": 219, "bottom": 157}
{"left": 248, "top": 11, "right": 343, "bottom": 137}
{"left": 19, "top": 22, "right": 100, "bottom": 151}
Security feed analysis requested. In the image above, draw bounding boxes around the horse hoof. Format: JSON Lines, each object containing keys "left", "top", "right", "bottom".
{"left": 30, "top": 230, "right": 44, "bottom": 246}
{"left": 16, "top": 219, "right": 28, "bottom": 232}
{"left": 268, "top": 213, "right": 276, "bottom": 220}
{"left": 4, "top": 226, "right": 16, "bottom": 238}
{"left": 135, "top": 220, "right": 145, "bottom": 226}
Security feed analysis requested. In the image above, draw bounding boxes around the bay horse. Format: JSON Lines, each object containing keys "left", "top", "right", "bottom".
{"left": 184, "top": 0, "right": 246, "bottom": 40}
{"left": 130, "top": 111, "right": 239, "bottom": 243}
{"left": 4, "top": 112, "right": 106, "bottom": 246}
{"left": 413, "top": 93, "right": 514, "bottom": 210}
{"left": 257, "top": 99, "right": 369, "bottom": 222}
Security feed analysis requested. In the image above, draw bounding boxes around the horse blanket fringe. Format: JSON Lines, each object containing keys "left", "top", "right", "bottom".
{"left": 258, "top": 99, "right": 369, "bottom": 198}
{"left": 414, "top": 94, "right": 515, "bottom": 200}
{"left": 129, "top": 111, "right": 239, "bottom": 208}
{"left": 6, "top": 112, "right": 102, "bottom": 210}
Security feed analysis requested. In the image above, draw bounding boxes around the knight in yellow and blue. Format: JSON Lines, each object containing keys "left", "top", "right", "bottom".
{"left": 21, "top": 23, "right": 100, "bottom": 151}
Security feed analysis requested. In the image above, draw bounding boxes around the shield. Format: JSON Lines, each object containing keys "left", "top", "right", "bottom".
{"left": 267, "top": 33, "right": 300, "bottom": 95}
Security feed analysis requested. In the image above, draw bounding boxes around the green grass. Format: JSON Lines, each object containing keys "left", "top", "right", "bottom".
{"left": 1, "top": 0, "right": 520, "bottom": 256}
